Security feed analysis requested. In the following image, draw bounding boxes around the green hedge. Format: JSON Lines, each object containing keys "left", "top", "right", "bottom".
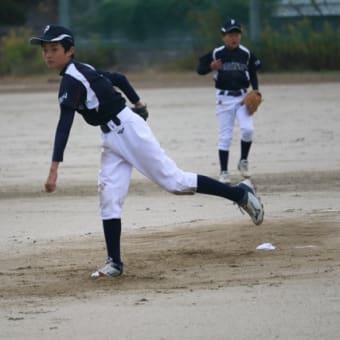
{"left": 256, "top": 19, "right": 340, "bottom": 71}
{"left": 0, "top": 29, "right": 45, "bottom": 75}
{"left": 0, "top": 29, "right": 118, "bottom": 76}
{"left": 1, "top": 20, "right": 339, "bottom": 76}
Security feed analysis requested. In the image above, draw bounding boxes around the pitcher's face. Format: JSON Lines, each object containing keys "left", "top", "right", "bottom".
{"left": 42, "top": 42, "right": 74, "bottom": 70}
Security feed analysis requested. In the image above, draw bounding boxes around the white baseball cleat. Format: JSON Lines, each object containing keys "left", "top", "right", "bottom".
{"left": 91, "top": 257, "right": 123, "bottom": 278}
{"left": 218, "top": 171, "right": 231, "bottom": 184}
{"left": 238, "top": 159, "right": 251, "bottom": 178}
{"left": 237, "top": 179, "right": 264, "bottom": 225}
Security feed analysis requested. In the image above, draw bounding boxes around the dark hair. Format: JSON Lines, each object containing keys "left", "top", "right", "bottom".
{"left": 60, "top": 39, "right": 74, "bottom": 58}
{"left": 60, "top": 39, "right": 74, "bottom": 51}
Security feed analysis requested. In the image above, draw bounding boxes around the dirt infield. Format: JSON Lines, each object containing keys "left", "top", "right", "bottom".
{"left": 1, "top": 210, "right": 339, "bottom": 298}
{"left": 1, "top": 79, "right": 340, "bottom": 339}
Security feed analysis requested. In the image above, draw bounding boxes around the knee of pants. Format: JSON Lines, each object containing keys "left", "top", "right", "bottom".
{"left": 241, "top": 127, "right": 254, "bottom": 142}
{"left": 159, "top": 171, "right": 196, "bottom": 195}
{"left": 218, "top": 137, "right": 232, "bottom": 150}
{"left": 98, "top": 183, "right": 125, "bottom": 220}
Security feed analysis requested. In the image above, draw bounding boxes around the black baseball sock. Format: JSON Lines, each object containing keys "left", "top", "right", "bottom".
{"left": 196, "top": 175, "right": 244, "bottom": 203}
{"left": 219, "top": 150, "right": 229, "bottom": 171}
{"left": 102, "top": 218, "right": 122, "bottom": 265}
{"left": 240, "top": 140, "right": 252, "bottom": 160}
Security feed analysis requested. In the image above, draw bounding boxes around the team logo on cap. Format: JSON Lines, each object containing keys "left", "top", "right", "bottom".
{"left": 44, "top": 25, "right": 50, "bottom": 34}
{"left": 231, "top": 19, "right": 235, "bottom": 25}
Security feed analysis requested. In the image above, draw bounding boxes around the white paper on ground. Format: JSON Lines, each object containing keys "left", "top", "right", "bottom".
{"left": 256, "top": 243, "right": 276, "bottom": 251}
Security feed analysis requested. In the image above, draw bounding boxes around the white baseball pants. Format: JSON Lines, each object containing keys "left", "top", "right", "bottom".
{"left": 98, "top": 107, "right": 197, "bottom": 220}
{"left": 215, "top": 90, "right": 254, "bottom": 151}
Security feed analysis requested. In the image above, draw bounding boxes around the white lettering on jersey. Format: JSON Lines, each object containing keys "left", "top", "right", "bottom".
{"left": 59, "top": 91, "right": 68, "bottom": 104}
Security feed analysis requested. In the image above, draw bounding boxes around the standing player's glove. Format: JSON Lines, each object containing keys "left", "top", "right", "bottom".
{"left": 242, "top": 90, "right": 262, "bottom": 115}
{"left": 131, "top": 105, "right": 149, "bottom": 121}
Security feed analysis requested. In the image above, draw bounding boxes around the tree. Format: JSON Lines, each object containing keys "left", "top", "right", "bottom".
{"left": 0, "top": 0, "right": 31, "bottom": 25}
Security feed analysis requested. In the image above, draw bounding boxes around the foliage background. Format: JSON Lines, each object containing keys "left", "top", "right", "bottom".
{"left": 0, "top": 0, "right": 340, "bottom": 75}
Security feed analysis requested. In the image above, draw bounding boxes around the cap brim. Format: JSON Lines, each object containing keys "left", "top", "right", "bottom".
{"left": 29, "top": 34, "right": 74, "bottom": 45}
{"left": 29, "top": 37, "right": 44, "bottom": 45}
{"left": 221, "top": 26, "right": 242, "bottom": 33}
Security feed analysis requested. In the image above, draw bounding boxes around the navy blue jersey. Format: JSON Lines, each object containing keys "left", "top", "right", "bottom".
{"left": 197, "top": 44, "right": 261, "bottom": 91}
{"left": 52, "top": 60, "right": 140, "bottom": 161}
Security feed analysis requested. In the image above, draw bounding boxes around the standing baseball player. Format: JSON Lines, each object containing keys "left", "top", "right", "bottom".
{"left": 197, "top": 18, "right": 261, "bottom": 184}
{"left": 30, "top": 25, "right": 264, "bottom": 278}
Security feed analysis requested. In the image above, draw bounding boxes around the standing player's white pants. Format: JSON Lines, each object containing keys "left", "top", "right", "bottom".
{"left": 98, "top": 107, "right": 197, "bottom": 220}
{"left": 215, "top": 90, "right": 254, "bottom": 151}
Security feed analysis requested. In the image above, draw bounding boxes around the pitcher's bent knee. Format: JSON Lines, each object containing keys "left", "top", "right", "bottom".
{"left": 160, "top": 171, "right": 197, "bottom": 195}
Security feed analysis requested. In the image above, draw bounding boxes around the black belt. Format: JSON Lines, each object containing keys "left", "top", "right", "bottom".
{"left": 100, "top": 116, "right": 121, "bottom": 134}
{"left": 100, "top": 125, "right": 111, "bottom": 133}
{"left": 218, "top": 89, "right": 246, "bottom": 97}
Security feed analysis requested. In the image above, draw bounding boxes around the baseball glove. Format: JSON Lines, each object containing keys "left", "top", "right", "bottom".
{"left": 242, "top": 90, "right": 262, "bottom": 115}
{"left": 131, "top": 105, "right": 149, "bottom": 121}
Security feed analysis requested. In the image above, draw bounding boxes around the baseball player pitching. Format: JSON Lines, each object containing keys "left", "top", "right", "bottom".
{"left": 30, "top": 25, "right": 264, "bottom": 278}
{"left": 197, "top": 18, "right": 262, "bottom": 184}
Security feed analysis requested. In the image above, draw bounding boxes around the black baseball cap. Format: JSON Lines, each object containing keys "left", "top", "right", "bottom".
{"left": 221, "top": 18, "right": 242, "bottom": 34}
{"left": 30, "top": 25, "right": 74, "bottom": 45}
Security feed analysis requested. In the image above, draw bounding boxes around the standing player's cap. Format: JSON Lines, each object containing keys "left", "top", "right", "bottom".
{"left": 30, "top": 25, "right": 74, "bottom": 45}
{"left": 221, "top": 19, "right": 242, "bottom": 34}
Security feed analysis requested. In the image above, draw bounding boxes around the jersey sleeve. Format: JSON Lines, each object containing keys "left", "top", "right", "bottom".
{"left": 59, "top": 75, "right": 85, "bottom": 110}
{"left": 52, "top": 106, "right": 75, "bottom": 162}
{"left": 98, "top": 70, "right": 140, "bottom": 104}
{"left": 249, "top": 52, "right": 261, "bottom": 90}
{"left": 196, "top": 52, "right": 213, "bottom": 75}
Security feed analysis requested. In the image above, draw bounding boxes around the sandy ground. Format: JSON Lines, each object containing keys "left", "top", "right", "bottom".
{"left": 0, "top": 78, "right": 340, "bottom": 339}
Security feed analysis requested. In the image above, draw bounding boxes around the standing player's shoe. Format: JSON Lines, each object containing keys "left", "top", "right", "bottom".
{"left": 218, "top": 171, "right": 231, "bottom": 184}
{"left": 237, "top": 179, "right": 264, "bottom": 225}
{"left": 91, "top": 257, "right": 123, "bottom": 278}
{"left": 238, "top": 159, "right": 251, "bottom": 178}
